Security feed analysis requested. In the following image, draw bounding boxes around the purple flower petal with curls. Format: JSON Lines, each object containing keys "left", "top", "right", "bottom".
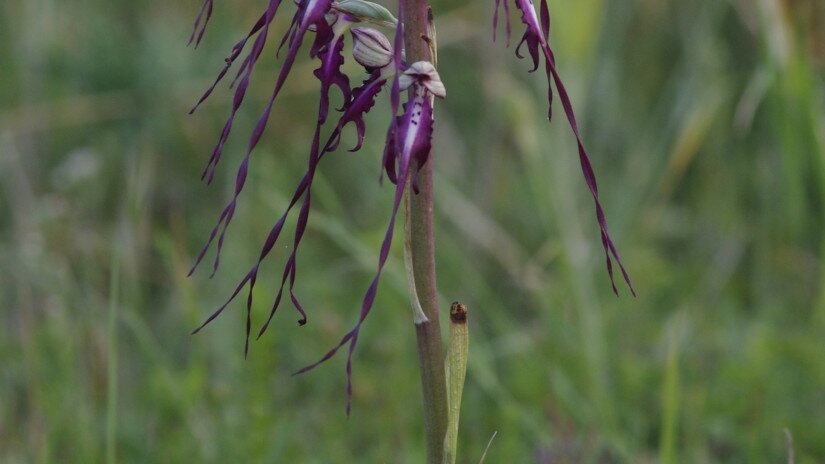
{"left": 189, "top": 0, "right": 336, "bottom": 282}
{"left": 495, "top": 0, "right": 635, "bottom": 296}
{"left": 327, "top": 71, "right": 387, "bottom": 152}
{"left": 189, "top": 0, "right": 214, "bottom": 48}
{"left": 192, "top": 2, "right": 283, "bottom": 186}
{"left": 191, "top": 13, "right": 395, "bottom": 361}
{"left": 192, "top": 69, "right": 388, "bottom": 346}
{"left": 310, "top": 20, "right": 352, "bottom": 123}
{"left": 296, "top": 88, "right": 434, "bottom": 415}
{"left": 255, "top": 19, "right": 352, "bottom": 339}
{"left": 381, "top": 121, "right": 398, "bottom": 184}
{"left": 189, "top": 12, "right": 269, "bottom": 116}
{"left": 295, "top": 9, "right": 442, "bottom": 416}
{"left": 379, "top": 16, "right": 405, "bottom": 186}
{"left": 492, "top": 0, "right": 511, "bottom": 46}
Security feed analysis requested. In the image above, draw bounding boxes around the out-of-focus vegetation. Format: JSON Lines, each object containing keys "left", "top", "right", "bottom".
{"left": 2, "top": 0, "right": 824, "bottom": 461}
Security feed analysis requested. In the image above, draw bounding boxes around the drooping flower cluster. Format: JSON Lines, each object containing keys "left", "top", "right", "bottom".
{"left": 187, "top": 0, "right": 445, "bottom": 412}
{"left": 187, "top": 0, "right": 632, "bottom": 413}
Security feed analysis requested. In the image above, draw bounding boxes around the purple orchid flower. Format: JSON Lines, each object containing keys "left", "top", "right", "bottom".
{"left": 251, "top": 15, "right": 352, "bottom": 343}
{"left": 494, "top": 0, "right": 635, "bottom": 296}
{"left": 187, "top": 0, "right": 629, "bottom": 417}
{"left": 188, "top": 0, "right": 338, "bottom": 284}
{"left": 294, "top": 9, "right": 447, "bottom": 415}
{"left": 187, "top": 0, "right": 402, "bottom": 380}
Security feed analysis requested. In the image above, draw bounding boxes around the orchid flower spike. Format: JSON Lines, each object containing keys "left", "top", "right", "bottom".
{"left": 185, "top": 0, "right": 632, "bottom": 418}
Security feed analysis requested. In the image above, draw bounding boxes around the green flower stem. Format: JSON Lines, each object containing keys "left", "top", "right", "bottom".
{"left": 402, "top": 1, "right": 448, "bottom": 461}
{"left": 407, "top": 160, "right": 448, "bottom": 464}
{"left": 404, "top": 182, "right": 428, "bottom": 324}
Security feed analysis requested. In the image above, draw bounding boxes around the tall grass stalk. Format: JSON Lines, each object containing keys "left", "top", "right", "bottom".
{"left": 659, "top": 318, "right": 683, "bottom": 464}
{"left": 106, "top": 246, "right": 121, "bottom": 464}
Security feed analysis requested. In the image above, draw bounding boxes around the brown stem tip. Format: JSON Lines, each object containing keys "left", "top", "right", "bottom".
{"left": 449, "top": 301, "right": 468, "bottom": 324}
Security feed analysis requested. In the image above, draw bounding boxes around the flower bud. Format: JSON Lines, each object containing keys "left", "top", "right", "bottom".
{"left": 351, "top": 27, "right": 394, "bottom": 69}
{"left": 334, "top": 0, "right": 397, "bottom": 27}
{"left": 398, "top": 61, "right": 446, "bottom": 98}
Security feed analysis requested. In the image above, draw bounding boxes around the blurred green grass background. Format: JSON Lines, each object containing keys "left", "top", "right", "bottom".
{"left": 2, "top": 0, "right": 825, "bottom": 462}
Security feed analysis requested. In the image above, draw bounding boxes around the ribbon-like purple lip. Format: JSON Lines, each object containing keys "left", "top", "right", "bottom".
{"left": 495, "top": 0, "right": 635, "bottom": 296}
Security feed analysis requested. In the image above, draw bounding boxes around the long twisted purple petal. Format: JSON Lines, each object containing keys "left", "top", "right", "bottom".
{"left": 505, "top": 0, "right": 635, "bottom": 296}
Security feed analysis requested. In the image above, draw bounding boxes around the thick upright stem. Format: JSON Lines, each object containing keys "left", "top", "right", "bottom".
{"left": 402, "top": 3, "right": 447, "bottom": 461}
{"left": 410, "top": 160, "right": 448, "bottom": 464}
